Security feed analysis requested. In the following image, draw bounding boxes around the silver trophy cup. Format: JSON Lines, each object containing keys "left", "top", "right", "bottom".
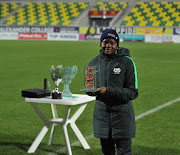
{"left": 50, "top": 65, "right": 64, "bottom": 99}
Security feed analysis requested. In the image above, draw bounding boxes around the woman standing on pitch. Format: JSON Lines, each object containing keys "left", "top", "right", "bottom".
{"left": 86, "top": 29, "right": 138, "bottom": 155}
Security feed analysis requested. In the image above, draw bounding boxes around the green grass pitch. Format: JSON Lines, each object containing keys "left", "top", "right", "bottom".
{"left": 0, "top": 40, "right": 180, "bottom": 155}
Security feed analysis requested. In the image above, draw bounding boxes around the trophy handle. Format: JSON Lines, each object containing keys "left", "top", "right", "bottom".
{"left": 71, "top": 65, "right": 78, "bottom": 79}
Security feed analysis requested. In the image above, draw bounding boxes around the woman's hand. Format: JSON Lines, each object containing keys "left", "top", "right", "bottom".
{"left": 86, "top": 87, "right": 107, "bottom": 96}
{"left": 96, "top": 87, "right": 107, "bottom": 95}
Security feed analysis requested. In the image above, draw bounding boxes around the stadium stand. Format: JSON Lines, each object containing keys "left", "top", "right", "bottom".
{"left": 0, "top": 3, "right": 19, "bottom": 21}
{"left": 2, "top": 2, "right": 89, "bottom": 26}
{"left": 88, "top": 2, "right": 128, "bottom": 26}
{"left": 0, "top": 0, "right": 179, "bottom": 27}
{"left": 121, "top": 1, "right": 180, "bottom": 27}
{"left": 91, "top": 2, "right": 127, "bottom": 11}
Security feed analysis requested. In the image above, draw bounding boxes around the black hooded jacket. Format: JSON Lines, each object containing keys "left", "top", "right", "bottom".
{"left": 88, "top": 47, "right": 138, "bottom": 139}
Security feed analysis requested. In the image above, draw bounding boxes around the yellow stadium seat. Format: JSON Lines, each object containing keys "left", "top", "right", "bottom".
{"left": 149, "top": 16, "right": 157, "bottom": 22}
{"left": 124, "top": 16, "right": 132, "bottom": 21}
{"left": 172, "top": 12, "right": 179, "bottom": 17}
{"left": 131, "top": 8, "right": 139, "bottom": 13}
{"left": 143, "top": 8, "right": 151, "bottom": 13}
{"left": 91, "top": 8, "right": 97, "bottom": 11}
{"left": 136, "top": 16, "right": 144, "bottom": 22}
{"left": 137, "top": 2, "right": 144, "bottom": 5}
{"left": 174, "top": 2, "right": 180, "bottom": 5}
{"left": 7, "top": 16, "right": 15, "bottom": 25}
{"left": 155, "top": 8, "right": 163, "bottom": 13}
{"left": 139, "top": 20, "right": 147, "bottom": 26}
{"left": 149, "top": 2, "right": 156, "bottom": 5}
{"left": 166, "top": 21, "right": 174, "bottom": 26}
{"left": 165, "top": 3, "right": 172, "bottom": 9}
{"left": 152, "top": 20, "right": 160, "bottom": 26}
{"left": 140, "top": 4, "right": 148, "bottom": 9}
{"left": 175, "top": 17, "right": 180, "bottom": 22}
{"left": 126, "top": 20, "right": 135, "bottom": 26}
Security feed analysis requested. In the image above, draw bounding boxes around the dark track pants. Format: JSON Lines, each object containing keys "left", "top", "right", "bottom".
{"left": 100, "top": 138, "right": 132, "bottom": 155}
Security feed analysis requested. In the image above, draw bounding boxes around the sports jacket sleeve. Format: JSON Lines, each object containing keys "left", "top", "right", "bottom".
{"left": 106, "top": 57, "right": 138, "bottom": 102}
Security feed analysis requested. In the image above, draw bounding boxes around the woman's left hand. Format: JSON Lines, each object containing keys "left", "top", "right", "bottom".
{"left": 97, "top": 87, "right": 107, "bottom": 95}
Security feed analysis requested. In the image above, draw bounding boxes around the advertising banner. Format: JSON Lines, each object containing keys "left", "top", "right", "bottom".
{"left": 173, "top": 28, "right": 180, "bottom": 35}
{"left": 119, "top": 34, "right": 144, "bottom": 42}
{"left": 0, "top": 32, "right": 18, "bottom": 40}
{"left": 18, "top": 33, "right": 47, "bottom": 40}
{"left": 145, "top": 35, "right": 174, "bottom": 43}
{"left": 146, "top": 28, "right": 163, "bottom": 34}
{"left": 53, "top": 27, "right": 79, "bottom": 33}
{"left": 30, "top": 27, "right": 54, "bottom": 33}
{"left": 145, "top": 35, "right": 162, "bottom": 43}
{"left": 89, "top": 11, "right": 119, "bottom": 18}
{"left": 136, "top": 28, "right": 146, "bottom": 35}
{"left": 79, "top": 27, "right": 136, "bottom": 41}
{"left": 136, "top": 28, "right": 163, "bottom": 35}
{"left": 89, "top": 11, "right": 103, "bottom": 18}
{"left": 0, "top": 26, "right": 54, "bottom": 33}
{"left": 162, "top": 35, "right": 173, "bottom": 43}
{"left": 106, "top": 11, "right": 119, "bottom": 18}
{"left": 48, "top": 33, "right": 79, "bottom": 41}
{"left": 163, "top": 28, "right": 173, "bottom": 35}
{"left": 172, "top": 35, "right": 180, "bottom": 43}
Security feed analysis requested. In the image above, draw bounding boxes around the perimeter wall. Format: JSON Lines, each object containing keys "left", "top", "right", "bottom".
{"left": 0, "top": 26, "right": 180, "bottom": 43}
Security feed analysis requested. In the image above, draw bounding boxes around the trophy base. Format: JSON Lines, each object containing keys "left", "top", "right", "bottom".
{"left": 52, "top": 92, "right": 62, "bottom": 99}
{"left": 80, "top": 89, "right": 100, "bottom": 96}
{"left": 62, "top": 92, "right": 72, "bottom": 99}
{"left": 80, "top": 89, "right": 97, "bottom": 92}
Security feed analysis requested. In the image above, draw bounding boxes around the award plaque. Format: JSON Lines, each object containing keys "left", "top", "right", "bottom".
{"left": 80, "top": 66, "right": 100, "bottom": 92}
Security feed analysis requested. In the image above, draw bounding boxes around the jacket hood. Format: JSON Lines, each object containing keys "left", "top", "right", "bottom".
{"left": 117, "top": 47, "right": 130, "bottom": 57}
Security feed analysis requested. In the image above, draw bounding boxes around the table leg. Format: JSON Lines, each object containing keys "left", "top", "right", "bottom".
{"left": 71, "top": 103, "right": 88, "bottom": 122}
{"left": 31, "top": 103, "right": 50, "bottom": 126}
{"left": 70, "top": 122, "right": 90, "bottom": 149}
{"left": 62, "top": 105, "right": 72, "bottom": 155}
{"left": 70, "top": 103, "right": 90, "bottom": 149}
{"left": 27, "top": 126, "right": 49, "bottom": 153}
{"left": 28, "top": 103, "right": 51, "bottom": 153}
{"left": 48, "top": 104, "right": 58, "bottom": 145}
{"left": 62, "top": 125, "right": 72, "bottom": 155}
{"left": 48, "top": 123, "right": 57, "bottom": 145}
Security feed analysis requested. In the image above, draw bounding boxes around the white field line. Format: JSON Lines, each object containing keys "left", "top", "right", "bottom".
{"left": 47, "top": 97, "right": 180, "bottom": 155}
{"left": 135, "top": 97, "right": 180, "bottom": 120}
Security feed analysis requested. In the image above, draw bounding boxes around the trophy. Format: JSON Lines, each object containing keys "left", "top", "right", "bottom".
{"left": 50, "top": 65, "right": 64, "bottom": 99}
{"left": 62, "top": 65, "right": 78, "bottom": 99}
{"left": 80, "top": 66, "right": 100, "bottom": 92}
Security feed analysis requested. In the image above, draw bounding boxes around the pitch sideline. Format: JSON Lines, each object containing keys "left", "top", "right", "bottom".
{"left": 47, "top": 97, "right": 180, "bottom": 155}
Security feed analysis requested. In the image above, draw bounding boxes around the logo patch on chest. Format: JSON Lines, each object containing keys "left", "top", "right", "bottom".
{"left": 113, "top": 68, "right": 121, "bottom": 74}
